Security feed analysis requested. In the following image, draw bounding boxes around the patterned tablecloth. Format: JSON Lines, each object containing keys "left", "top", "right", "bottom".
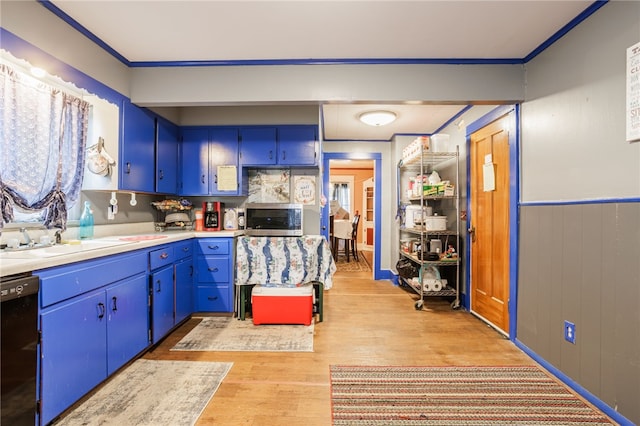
{"left": 235, "top": 235, "right": 336, "bottom": 289}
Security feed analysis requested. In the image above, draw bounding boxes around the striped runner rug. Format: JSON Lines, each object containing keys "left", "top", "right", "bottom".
{"left": 330, "top": 365, "right": 614, "bottom": 425}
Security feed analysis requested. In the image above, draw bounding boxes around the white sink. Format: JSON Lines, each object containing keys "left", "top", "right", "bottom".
{"left": 0, "top": 239, "right": 134, "bottom": 259}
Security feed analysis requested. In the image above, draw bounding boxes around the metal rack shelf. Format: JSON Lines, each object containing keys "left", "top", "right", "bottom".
{"left": 397, "top": 143, "right": 461, "bottom": 310}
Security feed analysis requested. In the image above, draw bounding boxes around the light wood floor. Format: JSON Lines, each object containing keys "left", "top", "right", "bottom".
{"left": 144, "top": 268, "right": 536, "bottom": 426}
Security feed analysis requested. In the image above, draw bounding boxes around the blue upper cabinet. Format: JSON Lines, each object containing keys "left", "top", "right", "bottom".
{"left": 156, "top": 117, "right": 179, "bottom": 194}
{"left": 239, "top": 125, "right": 318, "bottom": 167}
{"left": 180, "top": 128, "right": 240, "bottom": 196}
{"left": 239, "top": 127, "right": 278, "bottom": 166}
{"left": 278, "top": 125, "right": 318, "bottom": 166}
{"left": 210, "top": 128, "right": 240, "bottom": 195}
{"left": 120, "top": 101, "right": 156, "bottom": 192}
{"left": 180, "top": 128, "right": 210, "bottom": 195}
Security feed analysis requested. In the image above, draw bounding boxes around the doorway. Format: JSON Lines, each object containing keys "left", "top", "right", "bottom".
{"left": 467, "top": 106, "right": 519, "bottom": 337}
{"left": 322, "top": 153, "right": 382, "bottom": 279}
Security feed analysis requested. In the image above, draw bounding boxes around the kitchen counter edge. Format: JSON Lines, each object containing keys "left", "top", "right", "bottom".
{"left": 0, "top": 230, "right": 244, "bottom": 277}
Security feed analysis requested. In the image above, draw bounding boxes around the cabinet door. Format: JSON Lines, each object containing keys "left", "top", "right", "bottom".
{"left": 210, "top": 128, "right": 240, "bottom": 195}
{"left": 175, "top": 257, "right": 194, "bottom": 323}
{"left": 156, "top": 118, "right": 179, "bottom": 194}
{"left": 120, "top": 101, "right": 156, "bottom": 192}
{"left": 150, "top": 266, "right": 175, "bottom": 344}
{"left": 240, "top": 127, "right": 277, "bottom": 165}
{"left": 40, "top": 291, "right": 107, "bottom": 425}
{"left": 180, "top": 128, "right": 209, "bottom": 195}
{"left": 278, "top": 126, "right": 318, "bottom": 166}
{"left": 106, "top": 274, "right": 149, "bottom": 375}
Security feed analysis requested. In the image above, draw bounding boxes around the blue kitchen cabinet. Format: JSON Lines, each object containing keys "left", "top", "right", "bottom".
{"left": 194, "top": 238, "right": 234, "bottom": 312}
{"left": 239, "top": 127, "right": 277, "bottom": 166}
{"left": 150, "top": 265, "right": 174, "bottom": 344}
{"left": 38, "top": 251, "right": 149, "bottom": 425}
{"left": 210, "top": 128, "right": 240, "bottom": 195}
{"left": 40, "top": 291, "right": 107, "bottom": 426}
{"left": 180, "top": 128, "right": 240, "bottom": 196}
{"left": 239, "top": 125, "right": 318, "bottom": 167}
{"left": 149, "top": 246, "right": 176, "bottom": 344}
{"left": 174, "top": 240, "right": 194, "bottom": 324}
{"left": 278, "top": 125, "right": 318, "bottom": 166}
{"left": 105, "top": 275, "right": 149, "bottom": 375}
{"left": 120, "top": 100, "right": 156, "bottom": 192}
{"left": 180, "top": 128, "right": 209, "bottom": 195}
{"left": 156, "top": 116, "right": 179, "bottom": 194}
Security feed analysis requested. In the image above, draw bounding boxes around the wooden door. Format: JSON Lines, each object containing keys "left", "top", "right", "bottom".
{"left": 470, "top": 114, "right": 511, "bottom": 334}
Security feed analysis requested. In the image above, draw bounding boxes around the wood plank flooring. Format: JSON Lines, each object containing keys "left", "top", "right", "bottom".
{"left": 144, "top": 268, "right": 535, "bottom": 425}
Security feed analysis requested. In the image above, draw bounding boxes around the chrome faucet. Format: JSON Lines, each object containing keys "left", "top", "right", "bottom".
{"left": 19, "top": 227, "right": 32, "bottom": 245}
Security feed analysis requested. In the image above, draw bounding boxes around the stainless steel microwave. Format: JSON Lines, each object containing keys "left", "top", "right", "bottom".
{"left": 244, "top": 203, "right": 303, "bottom": 236}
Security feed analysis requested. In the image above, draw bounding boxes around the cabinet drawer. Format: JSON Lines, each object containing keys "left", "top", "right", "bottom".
{"left": 197, "top": 239, "right": 229, "bottom": 255}
{"left": 149, "top": 246, "right": 174, "bottom": 270}
{"left": 174, "top": 240, "right": 193, "bottom": 261}
{"left": 39, "top": 252, "right": 146, "bottom": 308}
{"left": 195, "top": 285, "right": 233, "bottom": 312}
{"left": 196, "top": 256, "right": 230, "bottom": 283}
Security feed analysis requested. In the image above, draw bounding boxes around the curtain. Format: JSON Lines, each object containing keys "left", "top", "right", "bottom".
{"left": 0, "top": 64, "right": 89, "bottom": 230}
{"left": 331, "top": 182, "right": 350, "bottom": 212}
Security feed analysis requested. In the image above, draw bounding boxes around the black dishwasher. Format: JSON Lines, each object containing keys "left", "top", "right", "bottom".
{"left": 1, "top": 272, "right": 39, "bottom": 426}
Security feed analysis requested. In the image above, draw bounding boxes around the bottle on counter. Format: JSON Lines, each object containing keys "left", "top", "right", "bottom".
{"left": 79, "top": 201, "right": 94, "bottom": 239}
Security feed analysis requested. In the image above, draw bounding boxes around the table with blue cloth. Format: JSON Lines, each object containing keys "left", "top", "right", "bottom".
{"left": 235, "top": 235, "right": 336, "bottom": 322}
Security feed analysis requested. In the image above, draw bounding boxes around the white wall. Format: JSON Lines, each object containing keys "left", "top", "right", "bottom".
{"left": 521, "top": 1, "right": 640, "bottom": 202}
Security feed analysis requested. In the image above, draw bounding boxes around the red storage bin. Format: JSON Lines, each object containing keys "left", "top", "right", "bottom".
{"left": 251, "top": 285, "right": 313, "bottom": 325}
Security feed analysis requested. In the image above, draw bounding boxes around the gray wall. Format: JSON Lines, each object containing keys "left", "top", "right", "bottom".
{"left": 519, "top": 2, "right": 640, "bottom": 424}
{"left": 518, "top": 203, "right": 639, "bottom": 424}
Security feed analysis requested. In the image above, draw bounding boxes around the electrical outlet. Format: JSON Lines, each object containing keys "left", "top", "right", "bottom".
{"left": 564, "top": 320, "right": 576, "bottom": 344}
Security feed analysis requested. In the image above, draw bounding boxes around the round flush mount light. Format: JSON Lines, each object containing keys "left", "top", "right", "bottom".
{"left": 359, "top": 110, "right": 397, "bottom": 126}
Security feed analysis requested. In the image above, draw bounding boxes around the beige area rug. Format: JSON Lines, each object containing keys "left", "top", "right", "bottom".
{"left": 335, "top": 252, "right": 372, "bottom": 272}
{"left": 171, "top": 316, "right": 314, "bottom": 352}
{"left": 54, "top": 359, "right": 232, "bottom": 426}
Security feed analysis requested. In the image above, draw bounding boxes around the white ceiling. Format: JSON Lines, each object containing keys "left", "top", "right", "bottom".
{"left": 47, "top": 0, "right": 596, "bottom": 141}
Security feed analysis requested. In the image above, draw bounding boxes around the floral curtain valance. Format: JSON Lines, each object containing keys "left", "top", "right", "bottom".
{"left": 0, "top": 63, "right": 89, "bottom": 230}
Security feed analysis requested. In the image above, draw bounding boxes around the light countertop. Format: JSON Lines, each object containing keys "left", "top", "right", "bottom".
{"left": 0, "top": 230, "right": 244, "bottom": 277}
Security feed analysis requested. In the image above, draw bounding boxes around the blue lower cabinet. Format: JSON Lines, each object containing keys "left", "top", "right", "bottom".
{"left": 106, "top": 275, "right": 149, "bottom": 375}
{"left": 195, "top": 285, "right": 233, "bottom": 312}
{"left": 39, "top": 272, "right": 148, "bottom": 425}
{"left": 40, "top": 291, "right": 107, "bottom": 425}
{"left": 195, "top": 237, "right": 234, "bottom": 312}
{"left": 175, "top": 257, "right": 194, "bottom": 324}
{"left": 150, "top": 265, "right": 175, "bottom": 345}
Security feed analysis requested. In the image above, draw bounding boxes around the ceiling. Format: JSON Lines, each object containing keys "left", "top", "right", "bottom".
{"left": 46, "top": 0, "right": 598, "bottom": 141}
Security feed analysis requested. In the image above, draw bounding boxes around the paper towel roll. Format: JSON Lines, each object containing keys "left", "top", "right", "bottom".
{"left": 432, "top": 280, "right": 443, "bottom": 292}
{"left": 423, "top": 279, "right": 434, "bottom": 292}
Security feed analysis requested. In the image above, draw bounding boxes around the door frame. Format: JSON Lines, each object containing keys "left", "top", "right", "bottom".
{"left": 464, "top": 104, "right": 520, "bottom": 339}
{"left": 322, "top": 152, "right": 382, "bottom": 280}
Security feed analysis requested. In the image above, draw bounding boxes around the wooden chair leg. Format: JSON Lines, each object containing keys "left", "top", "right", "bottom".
{"left": 345, "top": 238, "right": 350, "bottom": 262}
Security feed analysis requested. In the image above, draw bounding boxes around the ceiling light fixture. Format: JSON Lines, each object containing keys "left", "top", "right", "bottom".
{"left": 359, "top": 110, "right": 397, "bottom": 126}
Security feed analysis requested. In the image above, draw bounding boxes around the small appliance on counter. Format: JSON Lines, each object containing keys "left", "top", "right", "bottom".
{"left": 203, "top": 201, "right": 223, "bottom": 231}
{"left": 224, "top": 208, "right": 238, "bottom": 230}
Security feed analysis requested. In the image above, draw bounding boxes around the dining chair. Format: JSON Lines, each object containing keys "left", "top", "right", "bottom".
{"left": 335, "top": 214, "right": 360, "bottom": 262}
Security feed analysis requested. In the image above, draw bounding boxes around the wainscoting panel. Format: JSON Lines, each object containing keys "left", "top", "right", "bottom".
{"left": 517, "top": 202, "right": 640, "bottom": 425}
